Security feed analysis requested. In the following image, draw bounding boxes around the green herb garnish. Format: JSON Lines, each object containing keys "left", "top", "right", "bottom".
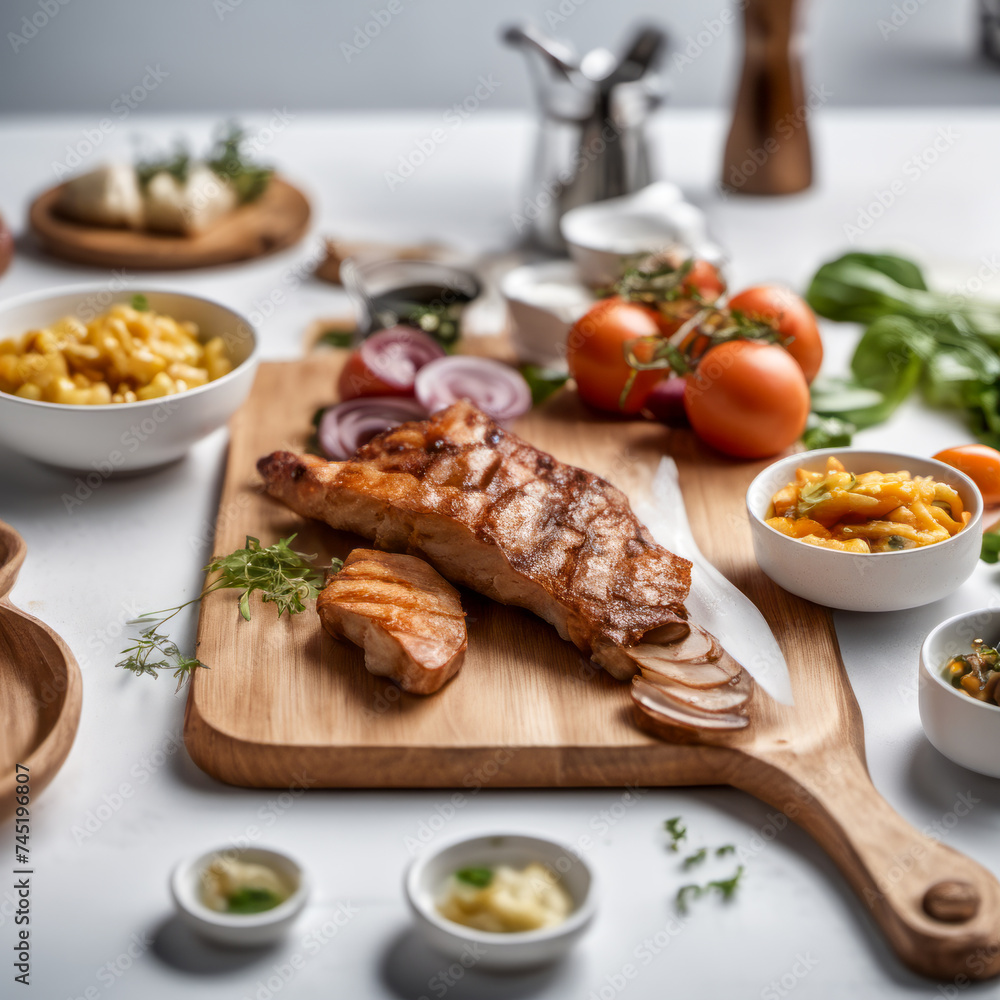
{"left": 664, "top": 817, "right": 687, "bottom": 852}
{"left": 317, "top": 329, "right": 355, "bottom": 349}
{"left": 675, "top": 865, "right": 745, "bottom": 913}
{"left": 406, "top": 303, "right": 462, "bottom": 348}
{"left": 519, "top": 364, "right": 569, "bottom": 405}
{"left": 983, "top": 531, "right": 1000, "bottom": 564}
{"left": 207, "top": 122, "right": 273, "bottom": 203}
{"left": 117, "top": 535, "right": 334, "bottom": 689}
{"left": 225, "top": 886, "right": 284, "bottom": 914}
{"left": 715, "top": 845, "right": 736, "bottom": 857}
{"left": 455, "top": 867, "right": 493, "bottom": 888}
{"left": 707, "top": 865, "right": 745, "bottom": 901}
{"left": 136, "top": 142, "right": 191, "bottom": 189}
{"left": 682, "top": 848, "right": 707, "bottom": 869}
{"left": 131, "top": 294, "right": 150, "bottom": 312}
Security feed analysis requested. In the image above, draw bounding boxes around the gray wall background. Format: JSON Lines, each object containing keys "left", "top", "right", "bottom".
{"left": 0, "top": 0, "right": 996, "bottom": 115}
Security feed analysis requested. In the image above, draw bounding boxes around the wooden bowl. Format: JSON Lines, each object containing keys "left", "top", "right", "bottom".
{"left": 28, "top": 176, "right": 310, "bottom": 271}
{"left": 0, "top": 520, "right": 82, "bottom": 822}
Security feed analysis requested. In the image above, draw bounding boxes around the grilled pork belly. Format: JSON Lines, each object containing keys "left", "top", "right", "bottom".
{"left": 318, "top": 549, "right": 466, "bottom": 695}
{"left": 257, "top": 400, "right": 692, "bottom": 680}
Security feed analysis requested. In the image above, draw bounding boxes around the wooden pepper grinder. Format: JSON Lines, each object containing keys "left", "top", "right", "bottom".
{"left": 721, "top": 0, "right": 812, "bottom": 195}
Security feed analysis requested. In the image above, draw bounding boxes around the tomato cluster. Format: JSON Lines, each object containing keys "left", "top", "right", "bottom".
{"left": 566, "top": 262, "right": 822, "bottom": 459}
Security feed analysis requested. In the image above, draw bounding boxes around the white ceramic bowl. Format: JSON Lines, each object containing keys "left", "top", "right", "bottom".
{"left": 0, "top": 285, "right": 258, "bottom": 472}
{"left": 500, "top": 261, "right": 593, "bottom": 369}
{"left": 405, "top": 832, "right": 597, "bottom": 971}
{"left": 560, "top": 182, "right": 721, "bottom": 288}
{"left": 170, "top": 846, "right": 309, "bottom": 948}
{"left": 746, "top": 448, "right": 983, "bottom": 612}
{"left": 919, "top": 608, "right": 1000, "bottom": 777}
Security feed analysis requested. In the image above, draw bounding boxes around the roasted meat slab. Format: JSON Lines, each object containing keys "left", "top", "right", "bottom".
{"left": 258, "top": 400, "right": 692, "bottom": 679}
{"left": 318, "top": 549, "right": 467, "bottom": 695}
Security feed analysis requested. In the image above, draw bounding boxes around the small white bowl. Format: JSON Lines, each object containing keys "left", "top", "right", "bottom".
{"left": 560, "top": 182, "right": 721, "bottom": 288}
{"left": 500, "top": 260, "right": 593, "bottom": 369}
{"left": 746, "top": 448, "right": 984, "bottom": 612}
{"left": 170, "top": 846, "right": 309, "bottom": 948}
{"left": 0, "top": 284, "right": 258, "bottom": 472}
{"left": 919, "top": 608, "right": 1000, "bottom": 777}
{"left": 405, "top": 832, "right": 597, "bottom": 971}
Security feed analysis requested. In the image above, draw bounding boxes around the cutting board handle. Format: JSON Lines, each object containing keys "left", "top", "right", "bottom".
{"left": 742, "top": 743, "right": 1000, "bottom": 981}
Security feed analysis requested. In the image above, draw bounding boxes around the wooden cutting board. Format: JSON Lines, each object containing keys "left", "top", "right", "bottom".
{"left": 186, "top": 353, "right": 1000, "bottom": 981}
{"left": 28, "top": 177, "right": 310, "bottom": 270}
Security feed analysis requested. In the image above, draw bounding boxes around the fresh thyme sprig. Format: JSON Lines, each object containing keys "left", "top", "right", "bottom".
{"left": 664, "top": 817, "right": 687, "bottom": 852}
{"left": 675, "top": 865, "right": 746, "bottom": 914}
{"left": 116, "top": 535, "right": 335, "bottom": 690}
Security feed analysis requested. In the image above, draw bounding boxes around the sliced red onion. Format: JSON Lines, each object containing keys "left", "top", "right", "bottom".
{"left": 318, "top": 397, "right": 428, "bottom": 460}
{"left": 358, "top": 327, "right": 445, "bottom": 392}
{"left": 414, "top": 356, "right": 532, "bottom": 422}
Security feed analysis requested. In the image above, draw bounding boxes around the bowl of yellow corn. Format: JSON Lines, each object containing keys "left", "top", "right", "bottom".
{"left": 0, "top": 284, "right": 258, "bottom": 472}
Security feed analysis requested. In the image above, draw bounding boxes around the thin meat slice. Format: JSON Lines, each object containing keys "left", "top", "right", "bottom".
{"left": 317, "top": 549, "right": 467, "bottom": 695}
{"left": 257, "top": 400, "right": 692, "bottom": 681}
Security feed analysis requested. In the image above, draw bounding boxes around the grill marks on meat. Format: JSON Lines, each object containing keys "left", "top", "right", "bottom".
{"left": 317, "top": 549, "right": 466, "bottom": 695}
{"left": 257, "top": 400, "right": 692, "bottom": 679}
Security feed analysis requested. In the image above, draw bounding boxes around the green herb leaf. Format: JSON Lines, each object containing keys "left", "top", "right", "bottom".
{"left": 131, "top": 294, "right": 150, "bottom": 312}
{"left": 715, "top": 845, "right": 736, "bottom": 857}
{"left": 204, "top": 534, "right": 327, "bottom": 619}
{"left": 982, "top": 532, "right": 1000, "bottom": 564}
{"left": 675, "top": 883, "right": 703, "bottom": 914}
{"left": 664, "top": 817, "right": 687, "bottom": 852}
{"left": 707, "top": 865, "right": 745, "bottom": 901}
{"left": 117, "top": 535, "right": 337, "bottom": 687}
{"left": 682, "top": 848, "right": 707, "bottom": 870}
{"left": 519, "top": 364, "right": 569, "bottom": 405}
{"left": 802, "top": 413, "right": 854, "bottom": 450}
{"left": 317, "top": 329, "right": 355, "bottom": 349}
{"left": 206, "top": 122, "right": 273, "bottom": 203}
{"left": 225, "top": 887, "right": 284, "bottom": 914}
{"left": 455, "top": 867, "right": 493, "bottom": 888}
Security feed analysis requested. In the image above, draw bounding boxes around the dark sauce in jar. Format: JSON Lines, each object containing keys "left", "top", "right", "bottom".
{"left": 365, "top": 281, "right": 478, "bottom": 347}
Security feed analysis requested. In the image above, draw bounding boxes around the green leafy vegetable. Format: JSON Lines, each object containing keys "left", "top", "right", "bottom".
{"left": 675, "top": 883, "right": 703, "bottom": 914}
{"left": 136, "top": 142, "right": 190, "bottom": 189}
{"left": 664, "top": 817, "right": 687, "bottom": 852}
{"left": 715, "top": 845, "right": 736, "bottom": 857}
{"left": 455, "top": 867, "right": 493, "bottom": 888}
{"left": 682, "top": 848, "right": 707, "bottom": 869}
{"left": 131, "top": 294, "right": 150, "bottom": 312}
{"left": 519, "top": 364, "right": 569, "bottom": 405}
{"left": 801, "top": 413, "right": 855, "bottom": 450}
{"left": 117, "top": 535, "right": 335, "bottom": 689}
{"left": 805, "top": 251, "right": 1000, "bottom": 448}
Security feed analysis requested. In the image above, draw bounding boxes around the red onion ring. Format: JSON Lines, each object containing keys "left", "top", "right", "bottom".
{"left": 358, "top": 327, "right": 445, "bottom": 392}
{"left": 414, "top": 356, "right": 532, "bottom": 422}
{"left": 317, "top": 397, "right": 428, "bottom": 460}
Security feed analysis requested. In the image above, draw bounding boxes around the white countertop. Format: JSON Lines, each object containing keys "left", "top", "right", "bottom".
{"left": 3, "top": 109, "right": 1000, "bottom": 1000}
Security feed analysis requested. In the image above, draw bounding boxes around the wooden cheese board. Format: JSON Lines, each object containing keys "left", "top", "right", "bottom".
{"left": 28, "top": 177, "right": 310, "bottom": 270}
{"left": 186, "top": 353, "right": 1000, "bottom": 981}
